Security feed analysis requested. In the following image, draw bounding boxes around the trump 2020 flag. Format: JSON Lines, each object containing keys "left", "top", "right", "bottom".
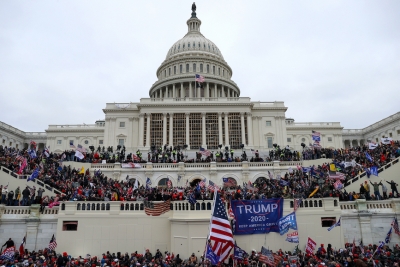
{"left": 327, "top": 217, "right": 341, "bottom": 231}
{"left": 0, "top": 246, "right": 15, "bottom": 261}
{"left": 385, "top": 227, "right": 392, "bottom": 244}
{"left": 206, "top": 244, "right": 220, "bottom": 265}
{"left": 278, "top": 212, "right": 298, "bottom": 235}
{"left": 27, "top": 168, "right": 40, "bottom": 182}
{"left": 286, "top": 231, "right": 299, "bottom": 243}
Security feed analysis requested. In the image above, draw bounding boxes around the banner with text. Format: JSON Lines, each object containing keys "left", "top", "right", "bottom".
{"left": 231, "top": 198, "right": 284, "bottom": 235}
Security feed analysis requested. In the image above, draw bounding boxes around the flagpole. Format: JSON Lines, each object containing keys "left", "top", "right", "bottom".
{"left": 204, "top": 188, "right": 218, "bottom": 264}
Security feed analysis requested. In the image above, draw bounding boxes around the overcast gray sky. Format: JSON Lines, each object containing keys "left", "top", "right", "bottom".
{"left": 1, "top": 0, "right": 399, "bottom": 132}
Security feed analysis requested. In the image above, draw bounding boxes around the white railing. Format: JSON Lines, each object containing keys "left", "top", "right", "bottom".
{"left": 48, "top": 124, "right": 104, "bottom": 129}
{"left": 286, "top": 122, "right": 341, "bottom": 126}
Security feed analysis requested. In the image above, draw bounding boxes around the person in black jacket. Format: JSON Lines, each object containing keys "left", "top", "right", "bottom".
{"left": 2, "top": 238, "right": 14, "bottom": 248}
{"left": 386, "top": 180, "right": 399, "bottom": 197}
{"left": 22, "top": 187, "right": 30, "bottom": 206}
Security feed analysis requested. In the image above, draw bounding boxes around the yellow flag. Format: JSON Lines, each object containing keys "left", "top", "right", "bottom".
{"left": 308, "top": 186, "right": 319, "bottom": 198}
{"left": 329, "top": 163, "right": 336, "bottom": 172}
{"left": 79, "top": 167, "right": 85, "bottom": 175}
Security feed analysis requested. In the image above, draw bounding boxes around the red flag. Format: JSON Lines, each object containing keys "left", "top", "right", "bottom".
{"left": 19, "top": 235, "right": 26, "bottom": 256}
{"left": 305, "top": 237, "right": 316, "bottom": 254}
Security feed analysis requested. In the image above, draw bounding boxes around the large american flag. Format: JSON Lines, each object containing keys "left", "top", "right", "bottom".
{"left": 259, "top": 246, "right": 275, "bottom": 266}
{"left": 209, "top": 192, "right": 234, "bottom": 262}
{"left": 195, "top": 74, "right": 205, "bottom": 83}
{"left": 77, "top": 144, "right": 86, "bottom": 153}
{"left": 392, "top": 217, "right": 400, "bottom": 236}
{"left": 294, "top": 198, "right": 302, "bottom": 211}
{"left": 144, "top": 200, "right": 171, "bottom": 216}
{"left": 200, "top": 147, "right": 211, "bottom": 157}
{"left": 48, "top": 234, "right": 57, "bottom": 250}
{"left": 70, "top": 141, "right": 76, "bottom": 149}
{"left": 329, "top": 172, "right": 346, "bottom": 180}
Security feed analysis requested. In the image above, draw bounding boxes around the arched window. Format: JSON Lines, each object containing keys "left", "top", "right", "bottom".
{"left": 61, "top": 203, "right": 65, "bottom": 210}
{"left": 223, "top": 69, "right": 225, "bottom": 77}
{"left": 207, "top": 65, "right": 210, "bottom": 73}
{"left": 193, "top": 42, "right": 195, "bottom": 48}
{"left": 183, "top": 44, "right": 185, "bottom": 49}
{"left": 218, "top": 68, "right": 220, "bottom": 75}
{"left": 168, "top": 68, "right": 171, "bottom": 76}
{"left": 174, "top": 66, "right": 176, "bottom": 74}
{"left": 200, "top": 64, "right": 203, "bottom": 72}
{"left": 212, "top": 66, "right": 215, "bottom": 74}
{"left": 180, "top": 65, "right": 183, "bottom": 73}
{"left": 158, "top": 178, "right": 170, "bottom": 187}
{"left": 188, "top": 43, "right": 190, "bottom": 48}
{"left": 164, "top": 70, "right": 166, "bottom": 77}
{"left": 193, "top": 63, "right": 196, "bottom": 72}
{"left": 186, "top": 64, "right": 189, "bottom": 73}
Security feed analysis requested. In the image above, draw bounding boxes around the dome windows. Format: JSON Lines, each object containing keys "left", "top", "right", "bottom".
{"left": 218, "top": 68, "right": 220, "bottom": 75}
{"left": 174, "top": 66, "right": 176, "bottom": 75}
{"left": 206, "top": 64, "right": 209, "bottom": 73}
{"left": 188, "top": 43, "right": 190, "bottom": 48}
{"left": 200, "top": 64, "right": 203, "bottom": 72}
{"left": 223, "top": 69, "right": 225, "bottom": 77}
{"left": 212, "top": 66, "right": 215, "bottom": 74}
{"left": 168, "top": 68, "right": 171, "bottom": 76}
{"left": 183, "top": 44, "right": 185, "bottom": 49}
{"left": 180, "top": 65, "right": 183, "bottom": 73}
{"left": 193, "top": 63, "right": 196, "bottom": 72}
{"left": 186, "top": 64, "right": 189, "bottom": 73}
{"left": 178, "top": 44, "right": 180, "bottom": 50}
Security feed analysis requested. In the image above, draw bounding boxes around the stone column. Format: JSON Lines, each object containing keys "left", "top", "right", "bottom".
{"left": 214, "top": 84, "right": 218, "bottom": 98}
{"left": 224, "top": 112, "right": 230, "bottom": 147}
{"left": 206, "top": 83, "right": 209, "bottom": 98}
{"left": 169, "top": 113, "right": 174, "bottom": 147}
{"left": 240, "top": 112, "right": 246, "bottom": 145}
{"left": 163, "top": 113, "right": 167, "bottom": 146}
{"left": 180, "top": 82, "right": 183, "bottom": 98}
{"left": 145, "top": 114, "right": 151, "bottom": 148}
{"left": 189, "top": 82, "right": 193, "bottom": 98}
{"left": 247, "top": 113, "right": 253, "bottom": 146}
{"left": 202, "top": 112, "right": 206, "bottom": 148}
{"left": 172, "top": 84, "right": 176, "bottom": 98}
{"left": 185, "top": 113, "right": 190, "bottom": 149}
{"left": 221, "top": 85, "right": 225, "bottom": 97}
{"left": 218, "top": 112, "right": 223, "bottom": 146}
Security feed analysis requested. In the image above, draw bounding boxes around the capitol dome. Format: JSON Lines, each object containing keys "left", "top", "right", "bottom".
{"left": 148, "top": 6, "right": 240, "bottom": 99}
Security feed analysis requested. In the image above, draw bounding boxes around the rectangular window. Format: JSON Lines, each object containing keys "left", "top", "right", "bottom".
{"left": 63, "top": 221, "right": 78, "bottom": 231}
{"left": 164, "top": 70, "right": 166, "bottom": 77}
{"left": 118, "top": 139, "right": 124, "bottom": 146}
{"left": 69, "top": 140, "right": 74, "bottom": 145}
{"left": 287, "top": 138, "right": 291, "bottom": 142}
{"left": 200, "top": 64, "right": 203, "bottom": 72}
{"left": 389, "top": 133, "right": 393, "bottom": 137}
{"left": 57, "top": 140, "right": 62, "bottom": 145}
{"left": 397, "top": 130, "right": 400, "bottom": 134}
{"left": 212, "top": 66, "right": 215, "bottom": 74}
{"left": 174, "top": 66, "right": 176, "bottom": 74}
{"left": 168, "top": 68, "right": 171, "bottom": 76}
{"left": 266, "top": 121, "right": 272, "bottom": 126}
{"left": 223, "top": 69, "right": 225, "bottom": 77}
{"left": 186, "top": 64, "right": 189, "bottom": 73}
{"left": 328, "top": 137, "right": 333, "bottom": 142}
{"left": 119, "top": 122, "right": 125, "bottom": 127}
{"left": 267, "top": 137, "right": 273, "bottom": 148}
{"left": 218, "top": 68, "right": 221, "bottom": 75}
{"left": 99, "top": 140, "right": 103, "bottom": 145}
{"left": 16, "top": 144, "right": 18, "bottom": 149}
{"left": 321, "top": 217, "right": 336, "bottom": 228}
{"left": 193, "top": 63, "right": 196, "bottom": 72}
{"left": 376, "top": 138, "right": 378, "bottom": 142}
{"left": 189, "top": 113, "right": 202, "bottom": 150}
{"left": 180, "top": 65, "right": 182, "bottom": 73}
{"left": 207, "top": 65, "right": 210, "bottom": 73}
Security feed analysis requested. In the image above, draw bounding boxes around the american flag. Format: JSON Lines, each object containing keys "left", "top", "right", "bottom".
{"left": 200, "top": 147, "right": 211, "bottom": 157}
{"left": 70, "top": 141, "right": 76, "bottom": 149}
{"left": 209, "top": 192, "right": 234, "bottom": 262}
{"left": 48, "top": 234, "right": 57, "bottom": 250}
{"left": 15, "top": 155, "right": 24, "bottom": 162}
{"left": 392, "top": 217, "right": 400, "bottom": 236}
{"left": 199, "top": 178, "right": 207, "bottom": 187}
{"left": 208, "top": 180, "right": 219, "bottom": 191}
{"left": 30, "top": 140, "right": 37, "bottom": 148}
{"left": 273, "top": 254, "right": 283, "bottom": 266}
{"left": 77, "top": 144, "right": 85, "bottom": 153}
{"left": 144, "top": 200, "right": 171, "bottom": 216}
{"left": 250, "top": 149, "right": 255, "bottom": 154}
{"left": 334, "top": 180, "right": 343, "bottom": 190}
{"left": 259, "top": 246, "right": 275, "bottom": 266}
{"left": 228, "top": 205, "right": 235, "bottom": 219}
{"left": 329, "top": 172, "right": 346, "bottom": 180}
{"left": 294, "top": 198, "right": 302, "bottom": 211}
{"left": 19, "top": 235, "right": 26, "bottom": 256}
{"left": 167, "top": 178, "right": 172, "bottom": 188}
{"left": 223, "top": 178, "right": 237, "bottom": 187}
{"left": 0, "top": 246, "right": 15, "bottom": 261}
{"left": 195, "top": 74, "right": 205, "bottom": 83}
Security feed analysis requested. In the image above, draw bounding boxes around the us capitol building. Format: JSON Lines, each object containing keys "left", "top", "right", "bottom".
{"left": 1, "top": 5, "right": 400, "bottom": 257}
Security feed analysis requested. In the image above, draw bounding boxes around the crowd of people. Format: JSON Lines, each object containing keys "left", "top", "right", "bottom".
{"left": 2, "top": 240, "right": 400, "bottom": 267}
{"left": 0, "top": 141, "right": 399, "bottom": 208}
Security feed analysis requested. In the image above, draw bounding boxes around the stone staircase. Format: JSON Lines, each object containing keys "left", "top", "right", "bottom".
{"left": 0, "top": 166, "right": 61, "bottom": 196}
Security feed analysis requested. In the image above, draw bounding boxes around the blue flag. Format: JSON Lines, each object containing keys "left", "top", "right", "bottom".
{"left": 364, "top": 167, "right": 371, "bottom": 178}
{"left": 279, "top": 179, "right": 290, "bottom": 187}
{"left": 146, "top": 177, "right": 152, "bottom": 188}
{"left": 28, "top": 149, "right": 37, "bottom": 159}
{"left": 327, "top": 217, "right": 341, "bottom": 231}
{"left": 302, "top": 167, "right": 311, "bottom": 173}
{"left": 365, "top": 152, "right": 373, "bottom": 162}
{"left": 206, "top": 244, "right": 220, "bottom": 265}
{"left": 196, "top": 183, "right": 201, "bottom": 192}
{"left": 234, "top": 243, "right": 247, "bottom": 260}
{"left": 385, "top": 227, "right": 392, "bottom": 244}
{"left": 188, "top": 193, "right": 197, "bottom": 204}
{"left": 370, "top": 166, "right": 378, "bottom": 177}
{"left": 278, "top": 212, "right": 298, "bottom": 235}
{"left": 28, "top": 168, "right": 40, "bottom": 182}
